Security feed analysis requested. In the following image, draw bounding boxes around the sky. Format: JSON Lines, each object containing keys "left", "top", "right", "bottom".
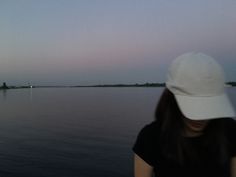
{"left": 0, "top": 0, "right": 236, "bottom": 86}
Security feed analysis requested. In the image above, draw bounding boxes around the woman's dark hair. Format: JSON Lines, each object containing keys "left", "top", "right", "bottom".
{"left": 155, "top": 88, "right": 229, "bottom": 165}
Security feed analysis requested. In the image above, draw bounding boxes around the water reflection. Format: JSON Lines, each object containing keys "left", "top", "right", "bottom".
{"left": 1, "top": 89, "right": 7, "bottom": 101}
{"left": 0, "top": 88, "right": 35, "bottom": 102}
{"left": 30, "top": 88, "right": 33, "bottom": 101}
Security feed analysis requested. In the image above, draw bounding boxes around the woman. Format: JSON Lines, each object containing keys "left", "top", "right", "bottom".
{"left": 133, "top": 52, "right": 236, "bottom": 177}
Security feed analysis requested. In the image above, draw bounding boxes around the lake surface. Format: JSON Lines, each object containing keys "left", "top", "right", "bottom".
{"left": 0, "top": 87, "right": 235, "bottom": 177}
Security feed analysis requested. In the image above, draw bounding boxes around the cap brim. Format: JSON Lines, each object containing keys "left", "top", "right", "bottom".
{"left": 175, "top": 93, "right": 236, "bottom": 120}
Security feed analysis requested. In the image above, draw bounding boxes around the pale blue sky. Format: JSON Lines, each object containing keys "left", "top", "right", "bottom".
{"left": 0, "top": 0, "right": 236, "bottom": 85}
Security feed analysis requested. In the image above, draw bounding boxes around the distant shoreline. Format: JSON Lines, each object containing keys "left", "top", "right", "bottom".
{"left": 1, "top": 82, "right": 236, "bottom": 89}
{"left": 73, "top": 83, "right": 166, "bottom": 88}
{"left": 1, "top": 83, "right": 165, "bottom": 89}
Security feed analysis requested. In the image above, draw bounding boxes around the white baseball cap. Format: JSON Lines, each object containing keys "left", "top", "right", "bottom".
{"left": 166, "top": 52, "right": 235, "bottom": 120}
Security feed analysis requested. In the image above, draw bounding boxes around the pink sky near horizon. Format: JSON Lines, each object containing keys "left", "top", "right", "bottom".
{"left": 0, "top": 0, "right": 236, "bottom": 85}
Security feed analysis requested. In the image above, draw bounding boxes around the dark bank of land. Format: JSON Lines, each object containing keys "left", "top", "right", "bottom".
{"left": 1, "top": 82, "right": 236, "bottom": 90}
{"left": 73, "top": 83, "right": 166, "bottom": 87}
{"left": 0, "top": 82, "right": 166, "bottom": 89}
{"left": 0, "top": 82, "right": 10, "bottom": 89}
{"left": 226, "top": 82, "right": 236, "bottom": 87}
{"left": 74, "top": 82, "right": 236, "bottom": 87}
{"left": 76, "top": 82, "right": 236, "bottom": 87}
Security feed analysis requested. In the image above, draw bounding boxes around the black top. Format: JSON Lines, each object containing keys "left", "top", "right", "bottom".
{"left": 133, "top": 118, "right": 236, "bottom": 177}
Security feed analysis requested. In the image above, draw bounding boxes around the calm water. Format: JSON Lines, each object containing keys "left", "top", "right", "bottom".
{"left": 0, "top": 87, "right": 235, "bottom": 177}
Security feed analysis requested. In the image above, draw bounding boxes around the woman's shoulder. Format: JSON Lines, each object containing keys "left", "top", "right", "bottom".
{"left": 141, "top": 121, "right": 159, "bottom": 131}
{"left": 137, "top": 121, "right": 160, "bottom": 138}
{"left": 133, "top": 121, "right": 160, "bottom": 166}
